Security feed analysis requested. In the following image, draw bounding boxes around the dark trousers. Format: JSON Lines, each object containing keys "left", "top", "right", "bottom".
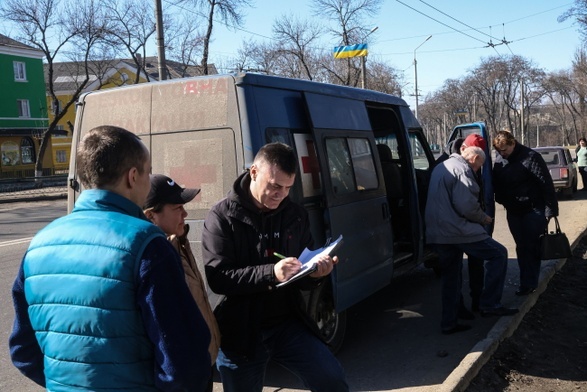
{"left": 216, "top": 319, "right": 349, "bottom": 392}
{"left": 506, "top": 209, "right": 547, "bottom": 291}
{"left": 436, "top": 237, "right": 508, "bottom": 330}
{"left": 580, "top": 166, "right": 587, "bottom": 190}
{"left": 461, "top": 256, "right": 484, "bottom": 310}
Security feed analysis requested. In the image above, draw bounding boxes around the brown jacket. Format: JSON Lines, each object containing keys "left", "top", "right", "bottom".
{"left": 169, "top": 225, "right": 220, "bottom": 364}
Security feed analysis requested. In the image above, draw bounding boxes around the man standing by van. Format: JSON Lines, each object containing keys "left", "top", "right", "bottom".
{"left": 426, "top": 146, "right": 518, "bottom": 335}
{"left": 9, "top": 126, "right": 211, "bottom": 391}
{"left": 202, "top": 142, "right": 349, "bottom": 392}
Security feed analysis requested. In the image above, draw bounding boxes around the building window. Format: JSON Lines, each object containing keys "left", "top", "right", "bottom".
{"left": 13, "top": 61, "right": 27, "bottom": 81}
{"left": 17, "top": 100, "right": 30, "bottom": 118}
{"left": 52, "top": 99, "right": 61, "bottom": 115}
{"left": 1, "top": 141, "right": 20, "bottom": 166}
{"left": 56, "top": 150, "right": 67, "bottom": 163}
{"left": 21, "top": 138, "right": 35, "bottom": 164}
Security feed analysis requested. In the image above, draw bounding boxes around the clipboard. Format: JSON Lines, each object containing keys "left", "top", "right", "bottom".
{"left": 276, "top": 234, "right": 344, "bottom": 288}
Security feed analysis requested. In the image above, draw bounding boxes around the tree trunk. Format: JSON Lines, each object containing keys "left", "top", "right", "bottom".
{"left": 34, "top": 130, "right": 52, "bottom": 178}
{"left": 201, "top": 3, "right": 215, "bottom": 76}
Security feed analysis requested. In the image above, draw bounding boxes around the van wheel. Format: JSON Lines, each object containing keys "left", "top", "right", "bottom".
{"left": 308, "top": 281, "right": 346, "bottom": 354}
{"left": 573, "top": 178, "right": 578, "bottom": 193}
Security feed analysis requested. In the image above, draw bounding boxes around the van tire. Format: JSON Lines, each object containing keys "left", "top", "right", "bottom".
{"left": 308, "top": 281, "right": 346, "bottom": 354}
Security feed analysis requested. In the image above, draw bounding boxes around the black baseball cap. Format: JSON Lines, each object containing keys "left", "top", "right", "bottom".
{"left": 144, "top": 174, "right": 200, "bottom": 209}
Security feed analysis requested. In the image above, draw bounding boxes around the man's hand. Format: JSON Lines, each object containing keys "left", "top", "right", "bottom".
{"left": 310, "top": 255, "right": 339, "bottom": 278}
{"left": 483, "top": 215, "right": 493, "bottom": 225}
{"left": 274, "top": 257, "right": 302, "bottom": 282}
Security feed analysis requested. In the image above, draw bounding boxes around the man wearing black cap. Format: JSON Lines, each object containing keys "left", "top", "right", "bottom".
{"left": 144, "top": 174, "right": 221, "bottom": 392}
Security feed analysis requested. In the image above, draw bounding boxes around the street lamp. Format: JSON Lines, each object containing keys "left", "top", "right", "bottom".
{"left": 361, "top": 26, "right": 378, "bottom": 89}
{"left": 413, "top": 35, "right": 432, "bottom": 119}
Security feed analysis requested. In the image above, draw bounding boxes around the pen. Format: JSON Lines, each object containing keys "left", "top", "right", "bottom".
{"left": 273, "top": 252, "right": 286, "bottom": 259}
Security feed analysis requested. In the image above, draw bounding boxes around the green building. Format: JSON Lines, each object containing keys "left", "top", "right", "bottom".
{"left": 0, "top": 34, "right": 50, "bottom": 178}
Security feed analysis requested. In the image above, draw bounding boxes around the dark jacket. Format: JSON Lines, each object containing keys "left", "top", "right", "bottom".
{"left": 493, "top": 143, "right": 558, "bottom": 217}
{"left": 202, "top": 171, "right": 323, "bottom": 355}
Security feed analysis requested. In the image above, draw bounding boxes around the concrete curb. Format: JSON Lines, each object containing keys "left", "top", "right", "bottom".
{"left": 0, "top": 188, "right": 67, "bottom": 204}
{"left": 440, "top": 232, "right": 583, "bottom": 392}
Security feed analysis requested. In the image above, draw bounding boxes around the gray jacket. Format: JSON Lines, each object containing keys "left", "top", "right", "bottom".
{"left": 425, "top": 153, "right": 489, "bottom": 244}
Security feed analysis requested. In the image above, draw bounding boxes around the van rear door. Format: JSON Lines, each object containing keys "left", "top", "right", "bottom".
{"left": 303, "top": 93, "right": 394, "bottom": 311}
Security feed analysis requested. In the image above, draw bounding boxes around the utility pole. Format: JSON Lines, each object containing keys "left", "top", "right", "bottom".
{"left": 154, "top": 0, "right": 167, "bottom": 80}
{"left": 520, "top": 79, "right": 524, "bottom": 144}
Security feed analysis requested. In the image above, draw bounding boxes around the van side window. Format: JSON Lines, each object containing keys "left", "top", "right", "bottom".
{"left": 325, "top": 137, "right": 378, "bottom": 195}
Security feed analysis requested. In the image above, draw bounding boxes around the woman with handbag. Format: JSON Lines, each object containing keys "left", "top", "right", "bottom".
{"left": 492, "top": 131, "right": 559, "bottom": 296}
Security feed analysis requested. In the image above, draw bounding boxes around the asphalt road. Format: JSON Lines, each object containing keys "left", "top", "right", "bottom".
{"left": 1, "top": 191, "right": 586, "bottom": 392}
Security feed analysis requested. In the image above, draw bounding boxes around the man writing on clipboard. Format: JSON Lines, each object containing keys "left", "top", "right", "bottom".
{"left": 202, "top": 142, "right": 349, "bottom": 392}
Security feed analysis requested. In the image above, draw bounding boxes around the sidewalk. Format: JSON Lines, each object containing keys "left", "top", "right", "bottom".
{"left": 0, "top": 184, "right": 67, "bottom": 203}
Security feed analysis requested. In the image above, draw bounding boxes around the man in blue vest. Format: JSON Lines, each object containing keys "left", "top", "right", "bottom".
{"left": 9, "top": 125, "right": 211, "bottom": 391}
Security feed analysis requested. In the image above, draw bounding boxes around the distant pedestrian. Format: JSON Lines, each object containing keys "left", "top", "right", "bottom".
{"left": 576, "top": 137, "right": 587, "bottom": 190}
{"left": 493, "top": 130, "right": 558, "bottom": 296}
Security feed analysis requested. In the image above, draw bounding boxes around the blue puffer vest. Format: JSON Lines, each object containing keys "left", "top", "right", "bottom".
{"left": 23, "top": 189, "right": 165, "bottom": 391}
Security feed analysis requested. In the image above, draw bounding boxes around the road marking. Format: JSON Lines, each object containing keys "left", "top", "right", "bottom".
{"left": 0, "top": 237, "right": 33, "bottom": 248}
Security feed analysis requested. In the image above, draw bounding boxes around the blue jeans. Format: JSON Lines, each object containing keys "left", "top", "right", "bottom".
{"left": 507, "top": 209, "right": 547, "bottom": 290}
{"left": 435, "top": 237, "right": 508, "bottom": 330}
{"left": 216, "top": 319, "right": 349, "bottom": 392}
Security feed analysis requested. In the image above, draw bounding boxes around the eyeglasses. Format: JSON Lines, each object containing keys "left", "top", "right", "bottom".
{"left": 494, "top": 146, "right": 510, "bottom": 153}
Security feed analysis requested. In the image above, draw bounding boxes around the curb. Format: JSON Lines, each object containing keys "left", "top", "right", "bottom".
{"left": 440, "top": 232, "right": 583, "bottom": 391}
{"left": 0, "top": 189, "right": 67, "bottom": 204}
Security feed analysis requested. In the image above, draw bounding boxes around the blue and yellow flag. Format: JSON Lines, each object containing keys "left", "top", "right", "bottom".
{"left": 333, "top": 44, "right": 368, "bottom": 59}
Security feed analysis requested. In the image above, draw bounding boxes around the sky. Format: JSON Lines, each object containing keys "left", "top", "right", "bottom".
{"left": 160, "top": 0, "right": 582, "bottom": 109}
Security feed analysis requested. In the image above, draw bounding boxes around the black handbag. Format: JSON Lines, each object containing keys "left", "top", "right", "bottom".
{"left": 540, "top": 217, "right": 572, "bottom": 260}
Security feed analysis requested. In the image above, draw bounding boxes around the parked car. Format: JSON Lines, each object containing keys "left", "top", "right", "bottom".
{"left": 533, "top": 146, "right": 578, "bottom": 197}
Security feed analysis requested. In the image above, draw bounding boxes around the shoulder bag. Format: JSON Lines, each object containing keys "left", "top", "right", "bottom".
{"left": 540, "top": 216, "right": 572, "bottom": 260}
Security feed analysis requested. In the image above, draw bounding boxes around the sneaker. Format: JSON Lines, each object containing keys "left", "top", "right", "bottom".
{"left": 515, "top": 287, "right": 536, "bottom": 296}
{"left": 480, "top": 307, "right": 519, "bottom": 317}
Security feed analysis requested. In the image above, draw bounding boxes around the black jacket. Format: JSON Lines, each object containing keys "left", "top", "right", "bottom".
{"left": 202, "top": 171, "right": 322, "bottom": 355}
{"left": 493, "top": 143, "right": 558, "bottom": 217}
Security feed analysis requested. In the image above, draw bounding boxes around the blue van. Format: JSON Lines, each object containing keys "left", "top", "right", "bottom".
{"left": 68, "top": 72, "right": 439, "bottom": 351}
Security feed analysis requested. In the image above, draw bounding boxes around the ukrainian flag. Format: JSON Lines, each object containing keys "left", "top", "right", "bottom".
{"left": 333, "top": 44, "right": 368, "bottom": 59}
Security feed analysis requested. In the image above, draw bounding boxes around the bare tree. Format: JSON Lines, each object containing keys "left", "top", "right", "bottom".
{"left": 312, "top": 0, "right": 382, "bottom": 86}
{"left": 272, "top": 14, "right": 323, "bottom": 81}
{"left": 559, "top": 0, "right": 587, "bottom": 43}
{"left": 235, "top": 41, "right": 281, "bottom": 74}
{"left": 165, "top": 15, "right": 206, "bottom": 77}
{"left": 173, "top": 0, "right": 253, "bottom": 75}
{"left": 364, "top": 59, "right": 404, "bottom": 95}
{"left": 0, "top": 0, "right": 110, "bottom": 177}
{"left": 101, "top": 0, "right": 156, "bottom": 83}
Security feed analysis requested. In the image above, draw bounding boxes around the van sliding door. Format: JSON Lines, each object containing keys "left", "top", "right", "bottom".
{"left": 303, "top": 93, "right": 394, "bottom": 312}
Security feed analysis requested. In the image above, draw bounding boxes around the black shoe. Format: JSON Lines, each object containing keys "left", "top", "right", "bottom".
{"left": 515, "top": 287, "right": 536, "bottom": 296}
{"left": 480, "top": 307, "right": 519, "bottom": 317}
{"left": 458, "top": 307, "right": 475, "bottom": 320}
{"left": 442, "top": 324, "right": 472, "bottom": 335}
